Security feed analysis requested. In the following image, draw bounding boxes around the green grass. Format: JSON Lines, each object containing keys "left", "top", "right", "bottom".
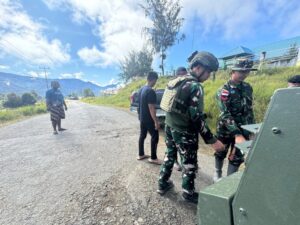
{"left": 0, "top": 102, "right": 47, "bottom": 125}
{"left": 82, "top": 76, "right": 170, "bottom": 108}
{"left": 82, "top": 66, "right": 300, "bottom": 131}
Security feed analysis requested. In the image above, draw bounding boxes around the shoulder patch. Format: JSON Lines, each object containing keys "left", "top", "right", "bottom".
{"left": 220, "top": 89, "right": 229, "bottom": 101}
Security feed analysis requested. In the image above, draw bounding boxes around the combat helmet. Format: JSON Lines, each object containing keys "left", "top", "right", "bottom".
{"left": 231, "top": 58, "right": 257, "bottom": 71}
{"left": 188, "top": 51, "right": 219, "bottom": 72}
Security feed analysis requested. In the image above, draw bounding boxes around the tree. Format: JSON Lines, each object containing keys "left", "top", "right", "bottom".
{"left": 119, "top": 48, "right": 153, "bottom": 82}
{"left": 83, "top": 88, "right": 95, "bottom": 98}
{"left": 30, "top": 90, "right": 39, "bottom": 100}
{"left": 21, "top": 93, "right": 37, "bottom": 105}
{"left": 141, "top": 0, "right": 185, "bottom": 75}
{"left": 3, "top": 93, "right": 22, "bottom": 108}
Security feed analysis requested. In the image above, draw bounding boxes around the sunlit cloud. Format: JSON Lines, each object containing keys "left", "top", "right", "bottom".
{"left": 0, "top": 64, "right": 10, "bottom": 70}
{"left": 60, "top": 72, "right": 83, "bottom": 79}
{"left": 43, "top": 0, "right": 151, "bottom": 67}
{"left": 0, "top": 0, "right": 70, "bottom": 66}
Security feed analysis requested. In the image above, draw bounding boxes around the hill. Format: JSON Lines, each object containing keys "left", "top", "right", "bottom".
{"left": 0, "top": 72, "right": 117, "bottom": 97}
{"left": 83, "top": 66, "right": 300, "bottom": 131}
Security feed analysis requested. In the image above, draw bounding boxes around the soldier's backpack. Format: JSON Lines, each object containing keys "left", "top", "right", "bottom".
{"left": 160, "top": 76, "right": 197, "bottom": 114}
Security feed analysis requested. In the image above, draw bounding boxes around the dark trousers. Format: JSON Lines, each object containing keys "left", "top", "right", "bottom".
{"left": 214, "top": 137, "right": 245, "bottom": 167}
{"left": 139, "top": 122, "right": 159, "bottom": 159}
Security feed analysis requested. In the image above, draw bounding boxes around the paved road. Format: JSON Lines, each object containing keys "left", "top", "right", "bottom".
{"left": 0, "top": 101, "right": 141, "bottom": 224}
{"left": 0, "top": 101, "right": 217, "bottom": 225}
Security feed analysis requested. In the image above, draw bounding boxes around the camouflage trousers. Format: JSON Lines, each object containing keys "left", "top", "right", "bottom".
{"left": 158, "top": 125, "right": 198, "bottom": 193}
{"left": 214, "top": 136, "right": 245, "bottom": 167}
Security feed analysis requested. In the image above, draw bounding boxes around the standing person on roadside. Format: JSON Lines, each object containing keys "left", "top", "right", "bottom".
{"left": 137, "top": 71, "right": 162, "bottom": 165}
{"left": 46, "top": 81, "right": 68, "bottom": 135}
{"left": 157, "top": 51, "right": 224, "bottom": 204}
{"left": 214, "top": 59, "right": 256, "bottom": 182}
{"left": 287, "top": 75, "right": 300, "bottom": 87}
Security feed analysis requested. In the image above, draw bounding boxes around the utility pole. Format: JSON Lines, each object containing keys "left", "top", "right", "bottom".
{"left": 40, "top": 66, "right": 50, "bottom": 89}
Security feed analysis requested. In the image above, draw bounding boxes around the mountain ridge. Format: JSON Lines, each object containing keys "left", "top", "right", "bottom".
{"left": 0, "top": 72, "right": 118, "bottom": 97}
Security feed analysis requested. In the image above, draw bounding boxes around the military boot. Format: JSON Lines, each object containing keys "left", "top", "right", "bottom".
{"left": 182, "top": 191, "right": 199, "bottom": 204}
{"left": 213, "top": 158, "right": 224, "bottom": 183}
{"left": 227, "top": 164, "right": 239, "bottom": 176}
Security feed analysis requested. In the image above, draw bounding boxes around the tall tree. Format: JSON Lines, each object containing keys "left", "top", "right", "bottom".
{"left": 83, "top": 88, "right": 95, "bottom": 98}
{"left": 141, "top": 0, "right": 185, "bottom": 75}
{"left": 119, "top": 48, "right": 153, "bottom": 82}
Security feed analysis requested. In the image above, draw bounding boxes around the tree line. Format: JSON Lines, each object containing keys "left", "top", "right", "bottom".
{"left": 2, "top": 91, "right": 39, "bottom": 108}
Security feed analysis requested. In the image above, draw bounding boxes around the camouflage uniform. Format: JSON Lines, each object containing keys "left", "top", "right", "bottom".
{"left": 215, "top": 80, "right": 255, "bottom": 171}
{"left": 159, "top": 73, "right": 216, "bottom": 194}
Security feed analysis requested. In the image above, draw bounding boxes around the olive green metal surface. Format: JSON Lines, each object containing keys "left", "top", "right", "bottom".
{"left": 241, "top": 123, "right": 262, "bottom": 134}
{"left": 198, "top": 172, "right": 243, "bottom": 225}
{"left": 235, "top": 140, "right": 253, "bottom": 154}
{"left": 232, "top": 88, "right": 300, "bottom": 225}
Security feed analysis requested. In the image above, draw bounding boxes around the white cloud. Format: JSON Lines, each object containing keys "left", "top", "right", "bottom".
{"left": 180, "top": 0, "right": 260, "bottom": 40}
{"left": 181, "top": 0, "right": 300, "bottom": 40}
{"left": 0, "top": 64, "right": 10, "bottom": 70}
{"left": 28, "top": 71, "right": 43, "bottom": 78}
{"left": 60, "top": 72, "right": 83, "bottom": 79}
{"left": 77, "top": 46, "right": 103, "bottom": 66}
{"left": 108, "top": 78, "right": 119, "bottom": 85}
{"left": 43, "top": 0, "right": 151, "bottom": 67}
{"left": 0, "top": 0, "right": 70, "bottom": 66}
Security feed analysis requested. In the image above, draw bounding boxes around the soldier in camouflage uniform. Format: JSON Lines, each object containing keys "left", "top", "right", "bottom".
{"left": 214, "top": 59, "right": 256, "bottom": 182}
{"left": 157, "top": 51, "right": 224, "bottom": 204}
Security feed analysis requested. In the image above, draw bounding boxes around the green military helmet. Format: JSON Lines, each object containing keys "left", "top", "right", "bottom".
{"left": 188, "top": 51, "right": 219, "bottom": 72}
{"left": 231, "top": 58, "right": 257, "bottom": 71}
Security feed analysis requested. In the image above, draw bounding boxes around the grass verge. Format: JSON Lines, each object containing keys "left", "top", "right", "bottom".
{"left": 0, "top": 102, "right": 47, "bottom": 126}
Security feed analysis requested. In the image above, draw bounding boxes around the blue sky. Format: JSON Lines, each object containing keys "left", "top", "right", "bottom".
{"left": 1, "top": 0, "right": 300, "bottom": 86}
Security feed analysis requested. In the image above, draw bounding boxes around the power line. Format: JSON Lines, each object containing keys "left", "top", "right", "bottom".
{"left": 0, "top": 37, "right": 56, "bottom": 66}
{"left": 39, "top": 66, "right": 50, "bottom": 89}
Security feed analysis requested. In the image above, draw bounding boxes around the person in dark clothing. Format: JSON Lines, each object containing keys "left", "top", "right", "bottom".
{"left": 46, "top": 81, "right": 67, "bottom": 135}
{"left": 288, "top": 75, "right": 300, "bottom": 87}
{"left": 137, "top": 71, "right": 162, "bottom": 165}
{"left": 175, "top": 67, "right": 188, "bottom": 76}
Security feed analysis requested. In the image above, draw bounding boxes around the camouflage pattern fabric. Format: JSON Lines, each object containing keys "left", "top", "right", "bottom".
{"left": 215, "top": 80, "right": 255, "bottom": 165}
{"left": 164, "top": 74, "right": 216, "bottom": 143}
{"left": 159, "top": 125, "right": 198, "bottom": 193}
{"left": 159, "top": 73, "right": 216, "bottom": 193}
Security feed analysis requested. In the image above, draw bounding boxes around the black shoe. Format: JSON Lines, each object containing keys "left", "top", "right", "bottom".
{"left": 58, "top": 128, "right": 67, "bottom": 131}
{"left": 157, "top": 180, "right": 174, "bottom": 195}
{"left": 182, "top": 191, "right": 199, "bottom": 204}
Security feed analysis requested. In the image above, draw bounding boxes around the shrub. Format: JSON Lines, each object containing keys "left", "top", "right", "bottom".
{"left": 3, "top": 93, "right": 22, "bottom": 108}
{"left": 21, "top": 93, "right": 37, "bottom": 106}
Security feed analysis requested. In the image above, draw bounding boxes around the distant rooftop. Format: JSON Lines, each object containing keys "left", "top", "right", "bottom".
{"left": 220, "top": 36, "right": 300, "bottom": 61}
{"left": 253, "top": 36, "right": 300, "bottom": 59}
{"left": 220, "top": 46, "right": 254, "bottom": 60}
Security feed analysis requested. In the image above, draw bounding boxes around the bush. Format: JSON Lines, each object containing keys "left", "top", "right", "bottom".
{"left": 83, "top": 88, "right": 95, "bottom": 98}
{"left": 3, "top": 93, "right": 22, "bottom": 108}
{"left": 21, "top": 93, "right": 37, "bottom": 106}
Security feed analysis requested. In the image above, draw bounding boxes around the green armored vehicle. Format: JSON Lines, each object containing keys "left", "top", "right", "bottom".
{"left": 198, "top": 88, "right": 300, "bottom": 225}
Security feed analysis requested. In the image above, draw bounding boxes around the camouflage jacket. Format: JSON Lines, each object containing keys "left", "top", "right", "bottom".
{"left": 165, "top": 73, "right": 216, "bottom": 144}
{"left": 216, "top": 80, "right": 255, "bottom": 138}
